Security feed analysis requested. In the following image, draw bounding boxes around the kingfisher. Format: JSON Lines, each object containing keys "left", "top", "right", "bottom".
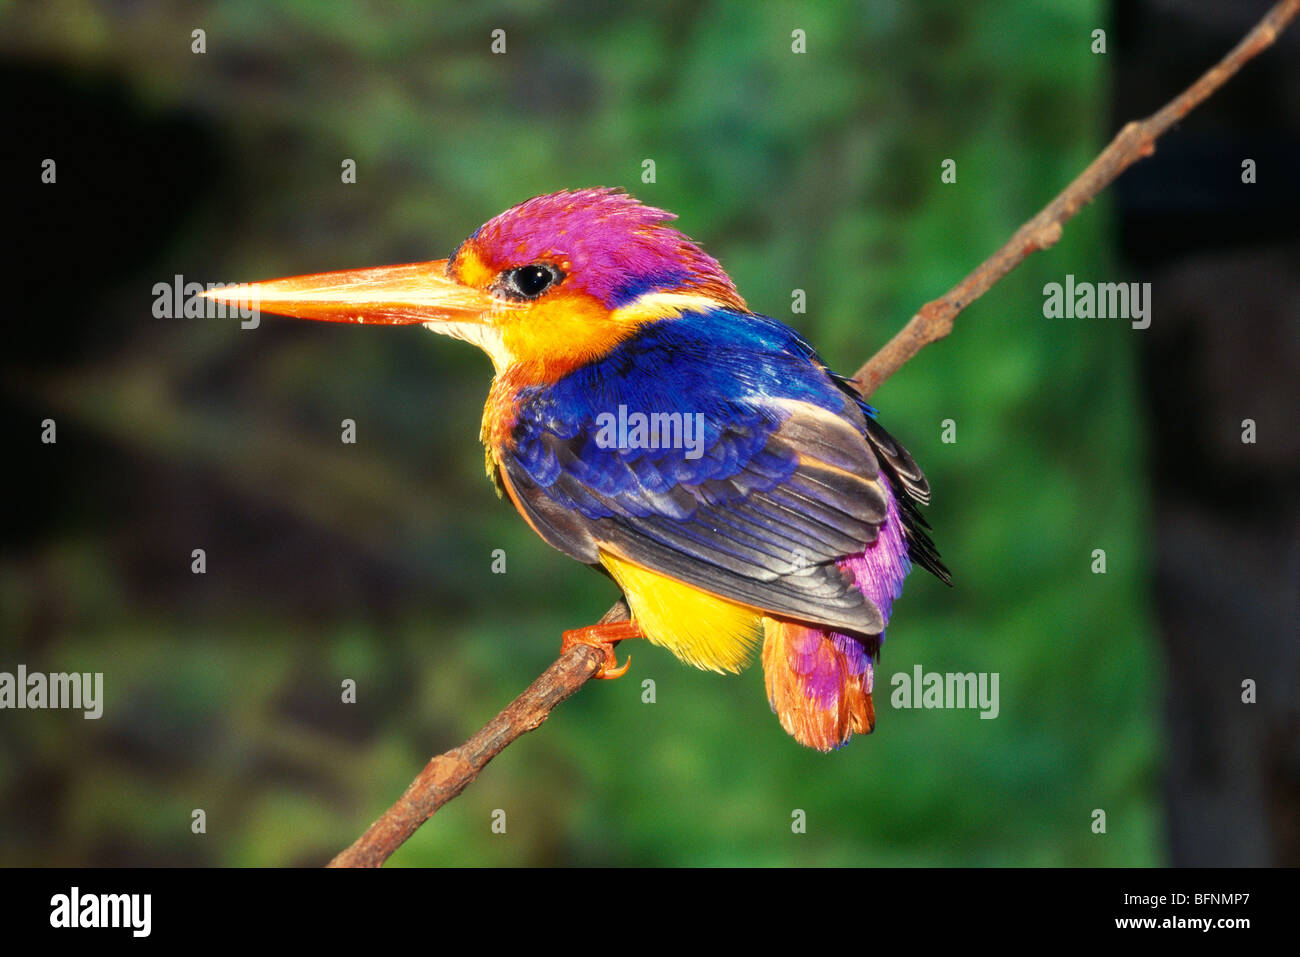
{"left": 206, "top": 188, "right": 949, "bottom": 751}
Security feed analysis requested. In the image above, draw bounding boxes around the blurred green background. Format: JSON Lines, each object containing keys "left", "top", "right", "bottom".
{"left": 1, "top": 0, "right": 1169, "bottom": 866}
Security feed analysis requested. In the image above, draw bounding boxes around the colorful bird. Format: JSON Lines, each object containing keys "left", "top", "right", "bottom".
{"left": 206, "top": 188, "right": 949, "bottom": 751}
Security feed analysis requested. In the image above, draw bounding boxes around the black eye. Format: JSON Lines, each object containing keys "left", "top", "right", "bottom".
{"left": 502, "top": 263, "right": 563, "bottom": 300}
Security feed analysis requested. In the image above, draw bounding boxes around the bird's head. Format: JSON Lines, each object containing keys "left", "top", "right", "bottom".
{"left": 207, "top": 188, "right": 746, "bottom": 382}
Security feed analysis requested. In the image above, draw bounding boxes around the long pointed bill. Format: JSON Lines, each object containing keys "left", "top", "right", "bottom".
{"left": 200, "top": 259, "right": 497, "bottom": 325}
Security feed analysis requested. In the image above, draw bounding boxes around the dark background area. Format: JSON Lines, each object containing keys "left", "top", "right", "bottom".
{"left": 0, "top": 1, "right": 1294, "bottom": 866}
{"left": 1113, "top": 0, "right": 1299, "bottom": 866}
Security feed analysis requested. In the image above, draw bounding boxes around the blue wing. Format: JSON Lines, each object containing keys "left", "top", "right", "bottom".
{"left": 498, "top": 308, "right": 920, "bottom": 635}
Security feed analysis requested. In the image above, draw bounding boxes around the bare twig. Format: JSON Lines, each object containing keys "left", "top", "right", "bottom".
{"left": 853, "top": 0, "right": 1298, "bottom": 395}
{"left": 327, "top": 0, "right": 1299, "bottom": 867}
{"left": 327, "top": 601, "right": 628, "bottom": 867}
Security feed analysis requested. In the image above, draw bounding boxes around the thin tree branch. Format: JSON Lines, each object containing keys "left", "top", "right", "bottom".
{"left": 327, "top": 0, "right": 1299, "bottom": 867}
{"left": 327, "top": 601, "right": 628, "bottom": 867}
{"left": 853, "top": 0, "right": 1298, "bottom": 394}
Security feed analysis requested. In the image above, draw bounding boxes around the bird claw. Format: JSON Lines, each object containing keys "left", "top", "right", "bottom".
{"left": 561, "top": 620, "right": 640, "bottom": 679}
{"left": 596, "top": 652, "right": 631, "bottom": 680}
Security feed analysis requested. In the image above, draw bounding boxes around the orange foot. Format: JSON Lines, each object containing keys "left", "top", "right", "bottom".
{"left": 561, "top": 619, "right": 641, "bottom": 679}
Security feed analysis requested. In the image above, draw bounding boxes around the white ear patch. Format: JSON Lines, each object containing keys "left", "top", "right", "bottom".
{"left": 609, "top": 291, "right": 731, "bottom": 324}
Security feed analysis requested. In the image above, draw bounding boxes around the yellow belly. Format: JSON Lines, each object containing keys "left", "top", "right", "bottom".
{"left": 599, "top": 550, "right": 764, "bottom": 673}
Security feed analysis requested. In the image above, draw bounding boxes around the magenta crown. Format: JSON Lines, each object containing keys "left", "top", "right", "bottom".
{"left": 464, "top": 187, "right": 745, "bottom": 310}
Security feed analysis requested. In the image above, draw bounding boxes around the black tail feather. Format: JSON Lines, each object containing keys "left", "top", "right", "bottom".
{"left": 852, "top": 397, "right": 952, "bottom": 587}
{"left": 827, "top": 370, "right": 952, "bottom": 586}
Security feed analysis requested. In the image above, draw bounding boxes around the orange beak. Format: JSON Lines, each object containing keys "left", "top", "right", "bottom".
{"left": 200, "top": 259, "right": 498, "bottom": 325}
